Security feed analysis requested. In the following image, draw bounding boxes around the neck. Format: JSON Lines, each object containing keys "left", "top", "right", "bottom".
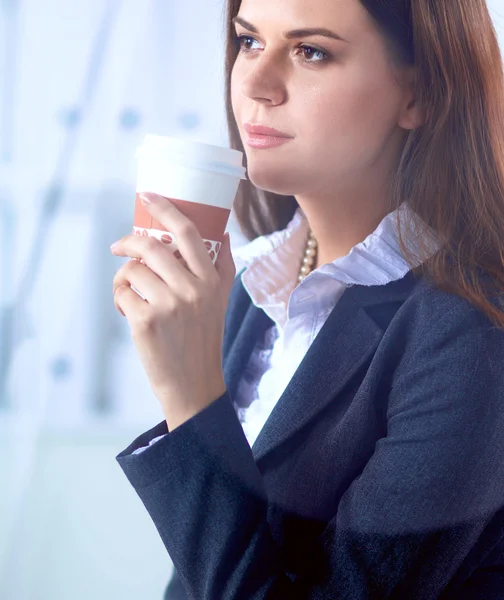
{"left": 298, "top": 183, "right": 392, "bottom": 270}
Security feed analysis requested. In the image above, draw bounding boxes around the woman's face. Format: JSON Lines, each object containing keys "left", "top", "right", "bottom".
{"left": 231, "top": 0, "right": 415, "bottom": 197}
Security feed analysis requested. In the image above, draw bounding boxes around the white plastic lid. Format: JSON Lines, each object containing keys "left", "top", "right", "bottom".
{"left": 136, "top": 134, "right": 247, "bottom": 180}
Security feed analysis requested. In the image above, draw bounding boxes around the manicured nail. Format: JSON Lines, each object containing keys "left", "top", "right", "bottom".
{"left": 110, "top": 242, "right": 119, "bottom": 251}
{"left": 140, "top": 192, "right": 157, "bottom": 205}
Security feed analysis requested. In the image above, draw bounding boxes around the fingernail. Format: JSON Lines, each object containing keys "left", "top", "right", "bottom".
{"left": 110, "top": 242, "right": 119, "bottom": 251}
{"left": 140, "top": 192, "right": 156, "bottom": 205}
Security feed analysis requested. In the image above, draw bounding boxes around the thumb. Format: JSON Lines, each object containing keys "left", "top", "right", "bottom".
{"left": 214, "top": 232, "right": 236, "bottom": 291}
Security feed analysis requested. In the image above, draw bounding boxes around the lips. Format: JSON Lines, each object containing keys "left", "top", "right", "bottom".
{"left": 242, "top": 122, "right": 294, "bottom": 150}
{"left": 243, "top": 123, "right": 292, "bottom": 138}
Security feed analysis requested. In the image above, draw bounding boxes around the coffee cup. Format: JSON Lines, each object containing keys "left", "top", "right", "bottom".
{"left": 133, "top": 134, "right": 247, "bottom": 265}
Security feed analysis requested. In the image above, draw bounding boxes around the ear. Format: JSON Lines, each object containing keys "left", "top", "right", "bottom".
{"left": 397, "top": 67, "right": 425, "bottom": 130}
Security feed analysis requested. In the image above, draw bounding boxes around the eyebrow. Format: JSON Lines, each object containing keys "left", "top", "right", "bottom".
{"left": 232, "top": 16, "right": 349, "bottom": 44}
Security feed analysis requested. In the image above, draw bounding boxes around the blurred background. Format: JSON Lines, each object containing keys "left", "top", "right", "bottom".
{"left": 0, "top": 1, "right": 502, "bottom": 598}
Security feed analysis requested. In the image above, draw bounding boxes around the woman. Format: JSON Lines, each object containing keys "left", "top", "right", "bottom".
{"left": 111, "top": 0, "right": 504, "bottom": 598}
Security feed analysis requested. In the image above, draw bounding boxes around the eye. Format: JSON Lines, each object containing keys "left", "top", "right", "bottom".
{"left": 298, "top": 45, "right": 329, "bottom": 64}
{"left": 234, "top": 33, "right": 330, "bottom": 65}
{"left": 235, "top": 34, "right": 261, "bottom": 52}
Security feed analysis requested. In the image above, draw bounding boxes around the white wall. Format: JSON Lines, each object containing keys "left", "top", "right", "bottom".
{"left": 0, "top": 426, "right": 173, "bottom": 600}
{"left": 0, "top": 0, "right": 239, "bottom": 598}
{"left": 490, "top": 0, "right": 504, "bottom": 48}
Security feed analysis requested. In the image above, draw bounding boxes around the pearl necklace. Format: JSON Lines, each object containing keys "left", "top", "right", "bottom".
{"left": 297, "top": 229, "right": 318, "bottom": 283}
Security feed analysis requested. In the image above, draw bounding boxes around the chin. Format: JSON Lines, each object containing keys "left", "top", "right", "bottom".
{"left": 246, "top": 162, "right": 302, "bottom": 196}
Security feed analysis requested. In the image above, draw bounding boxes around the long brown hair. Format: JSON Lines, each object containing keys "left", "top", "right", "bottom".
{"left": 223, "top": 0, "right": 504, "bottom": 329}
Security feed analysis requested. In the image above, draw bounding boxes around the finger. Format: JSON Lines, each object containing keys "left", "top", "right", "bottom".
{"left": 114, "top": 283, "right": 149, "bottom": 321}
{"left": 138, "top": 192, "right": 214, "bottom": 282}
{"left": 113, "top": 258, "right": 169, "bottom": 305}
{"left": 112, "top": 234, "right": 193, "bottom": 290}
{"left": 214, "top": 233, "right": 236, "bottom": 297}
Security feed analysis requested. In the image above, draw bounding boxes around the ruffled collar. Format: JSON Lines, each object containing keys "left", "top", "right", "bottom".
{"left": 232, "top": 201, "right": 440, "bottom": 326}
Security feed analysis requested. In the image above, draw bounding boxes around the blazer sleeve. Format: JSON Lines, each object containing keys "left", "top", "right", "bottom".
{"left": 116, "top": 305, "right": 504, "bottom": 600}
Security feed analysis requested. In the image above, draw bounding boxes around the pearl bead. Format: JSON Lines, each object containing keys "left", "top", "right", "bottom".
{"left": 297, "top": 230, "right": 317, "bottom": 283}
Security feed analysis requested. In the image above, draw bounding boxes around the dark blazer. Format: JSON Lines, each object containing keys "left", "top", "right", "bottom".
{"left": 116, "top": 268, "right": 504, "bottom": 599}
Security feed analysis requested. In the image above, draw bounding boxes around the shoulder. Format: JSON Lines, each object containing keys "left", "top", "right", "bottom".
{"left": 385, "top": 275, "right": 504, "bottom": 390}
{"left": 399, "top": 275, "right": 503, "bottom": 336}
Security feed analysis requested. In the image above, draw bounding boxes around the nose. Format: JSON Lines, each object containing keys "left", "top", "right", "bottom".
{"left": 239, "top": 53, "right": 287, "bottom": 106}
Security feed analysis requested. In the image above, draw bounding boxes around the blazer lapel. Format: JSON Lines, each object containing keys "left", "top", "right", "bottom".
{"left": 223, "top": 269, "right": 420, "bottom": 464}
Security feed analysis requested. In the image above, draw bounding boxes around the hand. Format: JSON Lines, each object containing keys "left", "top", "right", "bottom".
{"left": 110, "top": 192, "right": 236, "bottom": 431}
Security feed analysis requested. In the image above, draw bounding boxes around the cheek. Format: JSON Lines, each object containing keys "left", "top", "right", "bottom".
{"left": 299, "top": 78, "right": 397, "bottom": 151}
{"left": 230, "top": 65, "right": 243, "bottom": 119}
